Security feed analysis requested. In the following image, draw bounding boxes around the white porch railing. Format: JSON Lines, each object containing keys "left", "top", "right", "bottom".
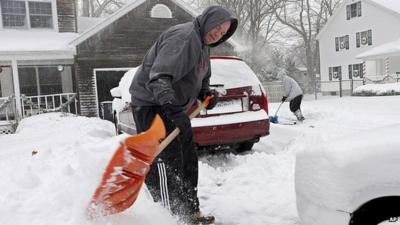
{"left": 0, "top": 95, "right": 17, "bottom": 134}
{"left": 20, "top": 93, "right": 78, "bottom": 117}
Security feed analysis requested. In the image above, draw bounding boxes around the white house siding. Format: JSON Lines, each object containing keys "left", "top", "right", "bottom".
{"left": 318, "top": 0, "right": 400, "bottom": 95}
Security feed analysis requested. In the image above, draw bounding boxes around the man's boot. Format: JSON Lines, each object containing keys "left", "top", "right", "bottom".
{"left": 294, "top": 109, "right": 305, "bottom": 121}
{"left": 190, "top": 211, "right": 215, "bottom": 225}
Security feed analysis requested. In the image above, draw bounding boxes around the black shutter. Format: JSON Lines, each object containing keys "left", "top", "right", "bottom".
{"left": 346, "top": 5, "right": 351, "bottom": 20}
{"left": 360, "top": 63, "right": 364, "bottom": 78}
{"left": 356, "top": 32, "right": 360, "bottom": 48}
{"left": 348, "top": 65, "right": 353, "bottom": 79}
{"left": 368, "top": 29, "right": 372, "bottom": 45}
{"left": 329, "top": 67, "right": 333, "bottom": 81}
{"left": 357, "top": 1, "right": 362, "bottom": 17}
{"left": 335, "top": 37, "right": 339, "bottom": 51}
{"left": 346, "top": 35, "right": 349, "bottom": 49}
{"left": 338, "top": 66, "right": 342, "bottom": 80}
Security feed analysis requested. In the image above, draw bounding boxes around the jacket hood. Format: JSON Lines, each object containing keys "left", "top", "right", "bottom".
{"left": 194, "top": 5, "right": 238, "bottom": 47}
{"left": 276, "top": 68, "right": 287, "bottom": 81}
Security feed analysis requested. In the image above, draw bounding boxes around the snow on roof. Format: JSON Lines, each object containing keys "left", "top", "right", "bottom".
{"left": 369, "top": 0, "right": 400, "bottom": 14}
{"left": 0, "top": 30, "right": 78, "bottom": 58}
{"left": 71, "top": 0, "right": 240, "bottom": 50}
{"left": 356, "top": 37, "right": 400, "bottom": 59}
{"left": 77, "top": 16, "right": 105, "bottom": 33}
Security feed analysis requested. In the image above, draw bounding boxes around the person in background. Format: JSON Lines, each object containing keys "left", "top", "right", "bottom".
{"left": 129, "top": 5, "right": 237, "bottom": 224}
{"left": 277, "top": 68, "right": 305, "bottom": 121}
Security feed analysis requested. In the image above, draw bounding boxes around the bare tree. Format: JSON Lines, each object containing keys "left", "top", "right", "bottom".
{"left": 202, "top": 0, "right": 279, "bottom": 76}
{"left": 80, "top": 0, "right": 126, "bottom": 17}
{"left": 269, "top": 0, "right": 341, "bottom": 98}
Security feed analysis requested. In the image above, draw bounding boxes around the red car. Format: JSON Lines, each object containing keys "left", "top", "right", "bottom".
{"left": 111, "top": 56, "right": 270, "bottom": 152}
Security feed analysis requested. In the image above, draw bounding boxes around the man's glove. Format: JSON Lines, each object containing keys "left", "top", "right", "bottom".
{"left": 198, "top": 89, "right": 219, "bottom": 110}
{"left": 161, "top": 104, "right": 191, "bottom": 132}
{"left": 281, "top": 96, "right": 287, "bottom": 102}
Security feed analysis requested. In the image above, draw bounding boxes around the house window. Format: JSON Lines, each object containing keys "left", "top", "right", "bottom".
{"left": 28, "top": 1, "right": 52, "bottom": 28}
{"left": 335, "top": 35, "right": 349, "bottom": 51}
{"left": 328, "top": 66, "right": 342, "bottom": 81}
{"left": 1, "top": 0, "right": 27, "bottom": 27}
{"left": 346, "top": 1, "right": 361, "bottom": 20}
{"left": 1, "top": 0, "right": 53, "bottom": 28}
{"left": 18, "top": 66, "right": 62, "bottom": 96}
{"left": 348, "top": 63, "right": 363, "bottom": 79}
{"left": 150, "top": 4, "right": 172, "bottom": 18}
{"left": 356, "top": 30, "right": 372, "bottom": 48}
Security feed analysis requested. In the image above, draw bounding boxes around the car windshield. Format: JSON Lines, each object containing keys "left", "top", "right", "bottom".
{"left": 210, "top": 59, "right": 261, "bottom": 88}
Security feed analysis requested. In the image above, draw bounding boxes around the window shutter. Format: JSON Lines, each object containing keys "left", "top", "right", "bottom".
{"left": 335, "top": 37, "right": 339, "bottom": 51}
{"left": 368, "top": 29, "right": 372, "bottom": 45}
{"left": 356, "top": 32, "right": 360, "bottom": 48}
{"left": 346, "top": 5, "right": 351, "bottom": 20}
{"left": 360, "top": 63, "right": 364, "bottom": 78}
{"left": 346, "top": 35, "right": 349, "bottom": 49}
{"left": 357, "top": 1, "right": 362, "bottom": 17}
{"left": 348, "top": 65, "right": 352, "bottom": 79}
{"left": 338, "top": 66, "right": 342, "bottom": 80}
{"left": 329, "top": 67, "right": 333, "bottom": 81}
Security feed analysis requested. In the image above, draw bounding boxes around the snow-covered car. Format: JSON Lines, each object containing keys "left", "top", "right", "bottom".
{"left": 295, "top": 124, "right": 400, "bottom": 225}
{"left": 111, "top": 56, "right": 270, "bottom": 152}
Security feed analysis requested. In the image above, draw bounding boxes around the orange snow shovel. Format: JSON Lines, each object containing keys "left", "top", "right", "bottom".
{"left": 87, "top": 97, "right": 211, "bottom": 218}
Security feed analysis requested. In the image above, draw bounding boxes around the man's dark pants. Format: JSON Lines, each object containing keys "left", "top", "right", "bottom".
{"left": 131, "top": 105, "right": 200, "bottom": 217}
{"left": 289, "top": 95, "right": 303, "bottom": 112}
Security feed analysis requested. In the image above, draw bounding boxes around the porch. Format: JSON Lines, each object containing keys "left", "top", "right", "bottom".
{"left": 0, "top": 93, "right": 78, "bottom": 134}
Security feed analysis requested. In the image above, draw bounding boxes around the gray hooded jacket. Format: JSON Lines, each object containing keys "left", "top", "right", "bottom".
{"left": 277, "top": 69, "right": 303, "bottom": 101}
{"left": 129, "top": 6, "right": 238, "bottom": 111}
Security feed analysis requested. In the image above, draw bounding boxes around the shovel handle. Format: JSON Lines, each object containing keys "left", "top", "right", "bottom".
{"left": 156, "top": 96, "right": 212, "bottom": 154}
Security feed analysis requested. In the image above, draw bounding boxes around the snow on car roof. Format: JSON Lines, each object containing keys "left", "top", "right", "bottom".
{"left": 210, "top": 58, "right": 261, "bottom": 88}
{"left": 116, "top": 58, "right": 261, "bottom": 103}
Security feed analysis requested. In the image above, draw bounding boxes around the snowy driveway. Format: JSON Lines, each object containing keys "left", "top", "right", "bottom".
{"left": 0, "top": 95, "right": 399, "bottom": 225}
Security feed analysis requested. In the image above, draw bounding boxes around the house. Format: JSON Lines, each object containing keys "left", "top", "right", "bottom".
{"left": 317, "top": 0, "right": 400, "bottom": 96}
{"left": 0, "top": 0, "right": 237, "bottom": 125}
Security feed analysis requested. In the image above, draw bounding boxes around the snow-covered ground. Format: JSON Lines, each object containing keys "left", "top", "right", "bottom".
{"left": 1, "top": 94, "right": 400, "bottom": 225}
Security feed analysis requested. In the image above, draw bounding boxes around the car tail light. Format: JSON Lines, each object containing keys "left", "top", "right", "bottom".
{"left": 261, "top": 93, "right": 269, "bottom": 114}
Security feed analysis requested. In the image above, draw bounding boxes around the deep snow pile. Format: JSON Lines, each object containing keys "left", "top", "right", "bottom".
{"left": 353, "top": 82, "right": 400, "bottom": 96}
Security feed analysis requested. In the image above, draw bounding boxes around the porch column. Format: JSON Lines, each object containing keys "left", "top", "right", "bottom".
{"left": 385, "top": 57, "right": 389, "bottom": 75}
{"left": 11, "top": 59, "right": 22, "bottom": 119}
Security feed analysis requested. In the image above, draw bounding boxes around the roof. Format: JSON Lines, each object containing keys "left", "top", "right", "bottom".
{"left": 70, "top": 0, "right": 241, "bottom": 50}
{"left": 77, "top": 16, "right": 105, "bottom": 33}
{"left": 369, "top": 0, "right": 400, "bottom": 14}
{"left": 317, "top": 0, "right": 400, "bottom": 40}
{"left": 0, "top": 30, "right": 78, "bottom": 60}
{"left": 356, "top": 37, "right": 400, "bottom": 60}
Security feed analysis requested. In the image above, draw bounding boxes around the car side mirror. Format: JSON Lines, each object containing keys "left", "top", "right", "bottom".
{"left": 110, "top": 87, "right": 122, "bottom": 98}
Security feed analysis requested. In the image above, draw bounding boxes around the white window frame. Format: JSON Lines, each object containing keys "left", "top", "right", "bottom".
{"left": 0, "top": 0, "right": 57, "bottom": 30}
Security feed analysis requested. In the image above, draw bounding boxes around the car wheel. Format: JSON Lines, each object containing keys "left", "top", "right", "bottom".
{"left": 236, "top": 141, "right": 254, "bottom": 153}
{"left": 350, "top": 197, "right": 400, "bottom": 225}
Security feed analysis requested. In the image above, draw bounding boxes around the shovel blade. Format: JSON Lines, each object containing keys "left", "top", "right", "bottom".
{"left": 87, "top": 114, "right": 166, "bottom": 218}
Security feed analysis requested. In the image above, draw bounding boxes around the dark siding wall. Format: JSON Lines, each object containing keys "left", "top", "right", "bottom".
{"left": 57, "top": 0, "right": 77, "bottom": 32}
{"left": 75, "top": 0, "right": 236, "bottom": 117}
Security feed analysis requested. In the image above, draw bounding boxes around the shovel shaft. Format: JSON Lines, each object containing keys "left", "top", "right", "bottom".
{"left": 274, "top": 101, "right": 284, "bottom": 116}
{"left": 156, "top": 97, "right": 211, "bottom": 155}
